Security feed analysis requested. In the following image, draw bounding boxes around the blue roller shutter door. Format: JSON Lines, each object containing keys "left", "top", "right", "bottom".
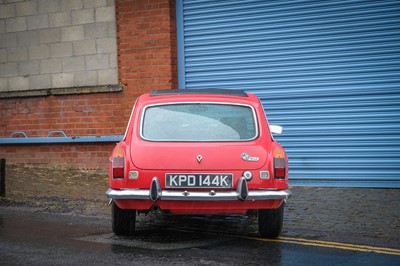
{"left": 176, "top": 0, "right": 400, "bottom": 187}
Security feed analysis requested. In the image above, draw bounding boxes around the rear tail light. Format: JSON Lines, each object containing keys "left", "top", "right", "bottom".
{"left": 113, "top": 157, "right": 124, "bottom": 179}
{"left": 273, "top": 148, "right": 287, "bottom": 180}
{"left": 112, "top": 147, "right": 125, "bottom": 179}
{"left": 274, "top": 158, "right": 286, "bottom": 179}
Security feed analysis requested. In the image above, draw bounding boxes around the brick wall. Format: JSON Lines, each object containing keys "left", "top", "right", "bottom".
{"left": 0, "top": 0, "right": 178, "bottom": 170}
{"left": 117, "top": 0, "right": 178, "bottom": 94}
{"left": 1, "top": 143, "right": 115, "bottom": 169}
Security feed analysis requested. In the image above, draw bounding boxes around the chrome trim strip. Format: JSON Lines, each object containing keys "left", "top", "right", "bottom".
{"left": 0, "top": 135, "right": 124, "bottom": 144}
{"left": 106, "top": 189, "right": 150, "bottom": 200}
{"left": 122, "top": 97, "right": 139, "bottom": 141}
{"left": 106, "top": 188, "right": 291, "bottom": 201}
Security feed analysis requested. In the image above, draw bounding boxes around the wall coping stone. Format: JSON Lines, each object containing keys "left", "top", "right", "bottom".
{"left": 0, "top": 84, "right": 123, "bottom": 99}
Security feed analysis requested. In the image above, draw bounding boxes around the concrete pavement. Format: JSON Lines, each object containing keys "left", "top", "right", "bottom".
{"left": 0, "top": 165, "right": 399, "bottom": 249}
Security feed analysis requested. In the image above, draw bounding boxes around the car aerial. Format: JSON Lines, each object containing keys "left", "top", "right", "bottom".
{"left": 106, "top": 89, "right": 291, "bottom": 238}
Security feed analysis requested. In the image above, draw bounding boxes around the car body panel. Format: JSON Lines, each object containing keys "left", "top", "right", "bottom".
{"left": 130, "top": 142, "right": 268, "bottom": 171}
{"left": 107, "top": 90, "right": 289, "bottom": 215}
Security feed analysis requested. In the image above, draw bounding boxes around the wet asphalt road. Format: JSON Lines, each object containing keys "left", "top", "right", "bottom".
{"left": 1, "top": 208, "right": 399, "bottom": 266}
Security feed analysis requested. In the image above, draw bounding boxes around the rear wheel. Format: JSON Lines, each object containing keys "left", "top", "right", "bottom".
{"left": 258, "top": 203, "right": 284, "bottom": 238}
{"left": 112, "top": 201, "right": 136, "bottom": 236}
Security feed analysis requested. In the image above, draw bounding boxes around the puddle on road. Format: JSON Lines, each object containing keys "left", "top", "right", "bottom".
{"left": 77, "top": 214, "right": 256, "bottom": 250}
{"left": 77, "top": 229, "right": 234, "bottom": 251}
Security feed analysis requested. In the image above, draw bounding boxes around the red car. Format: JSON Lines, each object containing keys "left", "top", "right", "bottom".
{"left": 106, "top": 89, "right": 291, "bottom": 238}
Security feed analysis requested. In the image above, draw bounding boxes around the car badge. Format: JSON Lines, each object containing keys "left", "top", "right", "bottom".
{"left": 196, "top": 154, "right": 203, "bottom": 163}
{"left": 241, "top": 152, "right": 259, "bottom": 162}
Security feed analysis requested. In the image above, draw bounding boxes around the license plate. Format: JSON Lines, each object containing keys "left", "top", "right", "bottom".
{"left": 165, "top": 174, "right": 233, "bottom": 188}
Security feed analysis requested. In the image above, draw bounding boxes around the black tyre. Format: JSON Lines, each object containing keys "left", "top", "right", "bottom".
{"left": 258, "top": 203, "right": 284, "bottom": 238}
{"left": 112, "top": 201, "right": 136, "bottom": 236}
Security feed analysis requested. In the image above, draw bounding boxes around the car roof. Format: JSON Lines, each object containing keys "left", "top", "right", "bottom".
{"left": 150, "top": 89, "right": 248, "bottom": 97}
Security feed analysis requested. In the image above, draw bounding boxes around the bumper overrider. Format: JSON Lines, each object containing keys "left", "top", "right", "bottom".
{"left": 106, "top": 177, "right": 292, "bottom": 202}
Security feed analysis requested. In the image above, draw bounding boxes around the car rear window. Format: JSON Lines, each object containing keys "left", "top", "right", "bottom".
{"left": 141, "top": 103, "right": 258, "bottom": 141}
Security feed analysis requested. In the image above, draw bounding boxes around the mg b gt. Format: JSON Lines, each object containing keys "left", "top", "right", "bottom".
{"left": 106, "top": 89, "right": 291, "bottom": 238}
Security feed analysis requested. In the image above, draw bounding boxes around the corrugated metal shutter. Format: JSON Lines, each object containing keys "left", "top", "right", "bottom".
{"left": 176, "top": 0, "right": 400, "bottom": 188}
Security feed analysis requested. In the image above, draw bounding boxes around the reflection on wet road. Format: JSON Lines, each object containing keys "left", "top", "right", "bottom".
{"left": 1, "top": 208, "right": 399, "bottom": 265}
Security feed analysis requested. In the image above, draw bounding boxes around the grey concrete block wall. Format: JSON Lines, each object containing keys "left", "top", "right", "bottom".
{"left": 0, "top": 0, "right": 118, "bottom": 92}
{"left": 29, "top": 44, "right": 50, "bottom": 60}
{"left": 16, "top": 1, "right": 38, "bottom": 17}
{"left": 40, "top": 58, "right": 62, "bottom": 74}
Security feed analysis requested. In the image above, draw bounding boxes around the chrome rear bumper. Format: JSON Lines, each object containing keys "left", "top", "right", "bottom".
{"left": 106, "top": 177, "right": 291, "bottom": 201}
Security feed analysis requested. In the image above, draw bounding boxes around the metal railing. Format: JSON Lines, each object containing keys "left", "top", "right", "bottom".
{"left": 0, "top": 131, "right": 124, "bottom": 144}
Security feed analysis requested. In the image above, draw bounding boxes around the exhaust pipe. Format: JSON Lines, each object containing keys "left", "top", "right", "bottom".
{"left": 151, "top": 205, "right": 160, "bottom": 212}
